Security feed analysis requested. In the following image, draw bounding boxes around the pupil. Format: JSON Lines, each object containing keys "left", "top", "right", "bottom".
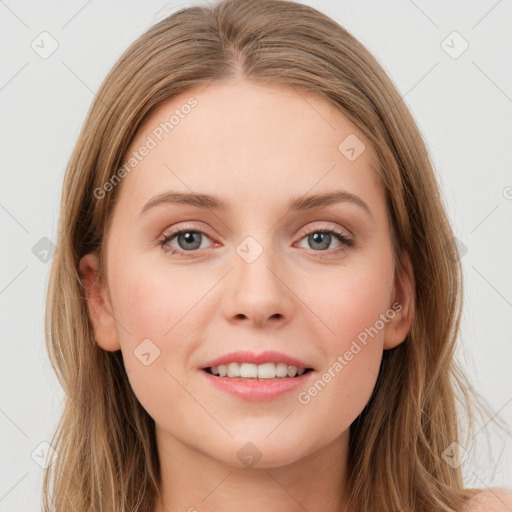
{"left": 179, "top": 231, "right": 201, "bottom": 250}
{"left": 310, "top": 232, "right": 330, "bottom": 250}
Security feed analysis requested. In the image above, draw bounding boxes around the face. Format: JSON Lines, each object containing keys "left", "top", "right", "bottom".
{"left": 80, "top": 79, "right": 413, "bottom": 468}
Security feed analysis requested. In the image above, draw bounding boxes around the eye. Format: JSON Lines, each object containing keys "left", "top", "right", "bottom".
{"left": 158, "top": 226, "right": 215, "bottom": 256}
{"left": 295, "top": 226, "right": 355, "bottom": 253}
{"left": 158, "top": 224, "right": 355, "bottom": 257}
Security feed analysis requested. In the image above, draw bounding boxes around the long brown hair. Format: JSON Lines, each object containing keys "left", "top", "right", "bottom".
{"left": 42, "top": 0, "right": 504, "bottom": 510}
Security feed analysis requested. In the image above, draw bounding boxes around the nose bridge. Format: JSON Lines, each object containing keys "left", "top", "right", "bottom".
{"left": 223, "top": 233, "right": 294, "bottom": 326}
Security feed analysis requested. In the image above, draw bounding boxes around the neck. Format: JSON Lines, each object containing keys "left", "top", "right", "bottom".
{"left": 152, "top": 427, "right": 351, "bottom": 512}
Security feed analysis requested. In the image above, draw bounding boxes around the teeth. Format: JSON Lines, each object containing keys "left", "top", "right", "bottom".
{"left": 227, "top": 362, "right": 240, "bottom": 378}
{"left": 208, "top": 362, "right": 309, "bottom": 379}
{"left": 257, "top": 363, "right": 275, "bottom": 379}
{"left": 241, "top": 363, "right": 258, "bottom": 378}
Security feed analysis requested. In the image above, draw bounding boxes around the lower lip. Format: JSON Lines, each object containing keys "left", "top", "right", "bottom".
{"left": 200, "top": 369, "right": 314, "bottom": 401}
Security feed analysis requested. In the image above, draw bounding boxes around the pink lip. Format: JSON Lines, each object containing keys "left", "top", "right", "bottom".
{"left": 200, "top": 369, "right": 314, "bottom": 401}
{"left": 200, "top": 350, "right": 313, "bottom": 370}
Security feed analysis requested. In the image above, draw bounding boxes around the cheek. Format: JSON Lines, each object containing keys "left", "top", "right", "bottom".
{"left": 109, "top": 263, "right": 202, "bottom": 428}
{"left": 329, "top": 277, "right": 392, "bottom": 347}
{"left": 106, "top": 254, "right": 190, "bottom": 373}
{"left": 108, "top": 252, "right": 213, "bottom": 382}
{"left": 294, "top": 253, "right": 394, "bottom": 435}
{"left": 109, "top": 251, "right": 201, "bottom": 341}
{"left": 306, "top": 253, "right": 395, "bottom": 354}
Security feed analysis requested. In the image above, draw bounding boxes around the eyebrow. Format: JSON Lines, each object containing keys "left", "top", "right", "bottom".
{"left": 138, "top": 190, "right": 373, "bottom": 219}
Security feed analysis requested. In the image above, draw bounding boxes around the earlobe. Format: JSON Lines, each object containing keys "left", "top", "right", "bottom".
{"left": 78, "top": 252, "right": 121, "bottom": 352}
{"left": 383, "top": 252, "right": 415, "bottom": 350}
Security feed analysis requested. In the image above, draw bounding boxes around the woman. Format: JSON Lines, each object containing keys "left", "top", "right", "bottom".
{"left": 42, "top": 0, "right": 512, "bottom": 510}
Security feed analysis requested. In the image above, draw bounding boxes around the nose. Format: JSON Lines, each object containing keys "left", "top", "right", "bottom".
{"left": 221, "top": 244, "right": 295, "bottom": 328}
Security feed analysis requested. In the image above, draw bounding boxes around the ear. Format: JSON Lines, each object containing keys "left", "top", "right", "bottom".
{"left": 383, "top": 251, "right": 415, "bottom": 350}
{"left": 78, "top": 252, "right": 121, "bottom": 352}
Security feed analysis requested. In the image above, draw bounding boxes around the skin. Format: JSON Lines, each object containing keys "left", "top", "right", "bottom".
{"left": 461, "top": 489, "right": 512, "bottom": 512}
{"left": 79, "top": 79, "right": 415, "bottom": 512}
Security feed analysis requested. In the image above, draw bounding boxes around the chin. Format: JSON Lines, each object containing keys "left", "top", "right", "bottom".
{"left": 213, "top": 433, "right": 314, "bottom": 469}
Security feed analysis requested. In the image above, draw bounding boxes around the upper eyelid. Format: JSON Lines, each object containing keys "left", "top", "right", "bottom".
{"left": 161, "top": 221, "right": 351, "bottom": 239}
{"left": 160, "top": 222, "right": 353, "bottom": 250}
{"left": 161, "top": 223, "right": 214, "bottom": 240}
{"left": 299, "top": 221, "right": 352, "bottom": 237}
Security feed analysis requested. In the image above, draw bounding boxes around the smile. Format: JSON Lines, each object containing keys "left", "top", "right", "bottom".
{"left": 204, "top": 362, "right": 313, "bottom": 379}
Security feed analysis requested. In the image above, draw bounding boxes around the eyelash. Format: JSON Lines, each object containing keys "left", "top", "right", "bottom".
{"left": 158, "top": 224, "right": 355, "bottom": 257}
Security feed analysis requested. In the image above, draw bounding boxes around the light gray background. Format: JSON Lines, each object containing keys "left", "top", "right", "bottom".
{"left": 1, "top": 0, "right": 511, "bottom": 510}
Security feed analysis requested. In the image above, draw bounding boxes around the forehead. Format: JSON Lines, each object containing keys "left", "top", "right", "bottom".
{"left": 116, "top": 79, "right": 383, "bottom": 216}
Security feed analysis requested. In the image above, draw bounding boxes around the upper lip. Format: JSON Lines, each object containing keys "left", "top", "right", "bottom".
{"left": 200, "top": 350, "right": 314, "bottom": 370}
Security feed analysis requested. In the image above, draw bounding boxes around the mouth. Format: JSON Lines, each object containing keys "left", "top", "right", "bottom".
{"left": 203, "top": 362, "right": 314, "bottom": 380}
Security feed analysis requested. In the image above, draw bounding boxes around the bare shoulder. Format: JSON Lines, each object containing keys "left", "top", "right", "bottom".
{"left": 462, "top": 488, "right": 512, "bottom": 512}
